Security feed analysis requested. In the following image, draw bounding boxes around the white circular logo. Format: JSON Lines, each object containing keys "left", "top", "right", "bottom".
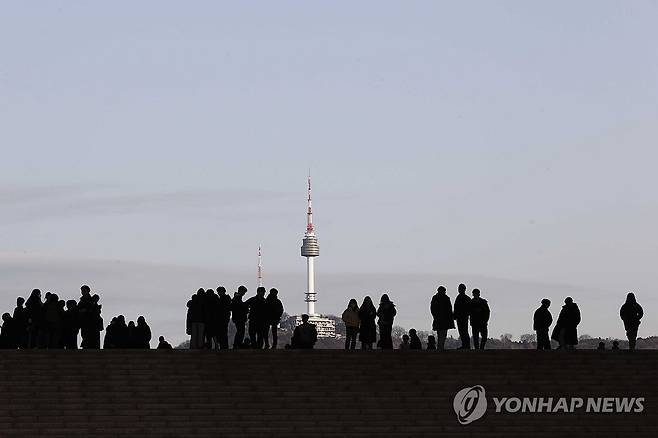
{"left": 453, "top": 385, "right": 487, "bottom": 425}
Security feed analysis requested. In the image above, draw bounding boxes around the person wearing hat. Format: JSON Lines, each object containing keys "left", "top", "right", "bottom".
{"left": 231, "top": 286, "right": 249, "bottom": 348}
{"left": 533, "top": 298, "right": 553, "bottom": 350}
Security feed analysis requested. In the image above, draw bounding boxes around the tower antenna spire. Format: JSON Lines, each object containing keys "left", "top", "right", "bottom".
{"left": 257, "top": 245, "right": 263, "bottom": 288}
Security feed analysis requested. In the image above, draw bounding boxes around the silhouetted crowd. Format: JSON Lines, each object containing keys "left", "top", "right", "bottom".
{"left": 0, "top": 285, "right": 174, "bottom": 349}
{"left": 0, "top": 282, "right": 645, "bottom": 351}
{"left": 186, "top": 286, "right": 284, "bottom": 349}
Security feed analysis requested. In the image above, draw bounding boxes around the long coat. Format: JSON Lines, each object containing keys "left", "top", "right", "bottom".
{"left": 430, "top": 293, "right": 455, "bottom": 331}
{"left": 358, "top": 305, "right": 377, "bottom": 343}
{"left": 620, "top": 302, "right": 643, "bottom": 331}
{"left": 551, "top": 302, "right": 581, "bottom": 345}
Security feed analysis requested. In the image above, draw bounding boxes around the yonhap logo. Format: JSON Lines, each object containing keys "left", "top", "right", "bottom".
{"left": 453, "top": 385, "right": 487, "bottom": 425}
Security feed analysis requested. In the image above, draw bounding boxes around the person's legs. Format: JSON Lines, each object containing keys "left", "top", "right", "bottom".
{"left": 437, "top": 330, "right": 447, "bottom": 350}
{"left": 480, "top": 325, "right": 488, "bottom": 349}
{"left": 271, "top": 324, "right": 278, "bottom": 348}
{"left": 233, "top": 322, "right": 245, "bottom": 349}
{"left": 472, "top": 325, "right": 480, "bottom": 350}
{"left": 627, "top": 329, "right": 638, "bottom": 350}
{"left": 218, "top": 322, "right": 229, "bottom": 349}
{"left": 457, "top": 319, "right": 470, "bottom": 349}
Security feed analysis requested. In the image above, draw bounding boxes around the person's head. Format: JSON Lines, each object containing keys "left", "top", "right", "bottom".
{"left": 380, "top": 294, "right": 391, "bottom": 304}
{"left": 51, "top": 293, "right": 59, "bottom": 302}
{"left": 269, "top": 288, "right": 278, "bottom": 297}
{"left": 472, "top": 289, "right": 481, "bottom": 298}
{"left": 348, "top": 298, "right": 358, "bottom": 309}
{"left": 238, "top": 285, "right": 248, "bottom": 296}
{"left": 626, "top": 292, "right": 636, "bottom": 303}
{"left": 541, "top": 298, "right": 551, "bottom": 308}
{"left": 2, "top": 313, "right": 11, "bottom": 322}
{"left": 58, "top": 300, "right": 65, "bottom": 309}
{"left": 362, "top": 296, "right": 373, "bottom": 307}
{"left": 196, "top": 288, "right": 205, "bottom": 296}
{"left": 66, "top": 300, "right": 76, "bottom": 310}
{"left": 458, "top": 283, "right": 466, "bottom": 294}
{"left": 92, "top": 294, "right": 100, "bottom": 304}
{"left": 437, "top": 286, "right": 446, "bottom": 296}
{"left": 159, "top": 336, "right": 165, "bottom": 342}
{"left": 217, "top": 286, "right": 226, "bottom": 295}
{"left": 128, "top": 321, "right": 135, "bottom": 328}
{"left": 16, "top": 297, "right": 25, "bottom": 306}
{"left": 118, "top": 315, "right": 126, "bottom": 324}
{"left": 206, "top": 289, "right": 214, "bottom": 295}
{"left": 137, "top": 316, "right": 146, "bottom": 325}
{"left": 301, "top": 314, "right": 309, "bottom": 323}
{"left": 257, "top": 287, "right": 266, "bottom": 297}
{"left": 427, "top": 335, "right": 436, "bottom": 344}
{"left": 81, "top": 285, "right": 90, "bottom": 296}
{"left": 30, "top": 289, "right": 41, "bottom": 299}
{"left": 402, "top": 335, "right": 409, "bottom": 343}
{"left": 409, "top": 328, "right": 417, "bottom": 336}
{"left": 565, "top": 297, "right": 573, "bottom": 305}
{"left": 45, "top": 292, "right": 51, "bottom": 300}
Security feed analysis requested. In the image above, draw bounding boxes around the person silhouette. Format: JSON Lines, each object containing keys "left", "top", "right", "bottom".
{"left": 231, "top": 286, "right": 249, "bottom": 348}
{"left": 469, "top": 289, "right": 490, "bottom": 350}
{"left": 12, "top": 297, "right": 28, "bottom": 348}
{"left": 453, "top": 284, "right": 471, "bottom": 349}
{"left": 90, "top": 294, "right": 103, "bottom": 349}
{"left": 187, "top": 289, "right": 206, "bottom": 349}
{"left": 77, "top": 286, "right": 95, "bottom": 349}
{"left": 409, "top": 329, "right": 422, "bottom": 350}
{"left": 551, "top": 297, "right": 581, "bottom": 350}
{"left": 430, "top": 286, "right": 454, "bottom": 350}
{"left": 597, "top": 341, "right": 606, "bottom": 350}
{"left": 135, "top": 316, "right": 152, "bottom": 349}
{"left": 0, "top": 313, "right": 16, "bottom": 349}
{"left": 63, "top": 300, "right": 79, "bottom": 349}
{"left": 399, "top": 334, "right": 410, "bottom": 350}
{"left": 104, "top": 317, "right": 117, "bottom": 348}
{"left": 127, "top": 321, "right": 137, "bottom": 348}
{"left": 264, "top": 288, "right": 284, "bottom": 349}
{"left": 157, "top": 336, "right": 173, "bottom": 349}
{"left": 26, "top": 289, "right": 43, "bottom": 349}
{"left": 341, "top": 299, "right": 360, "bottom": 350}
{"left": 216, "top": 287, "right": 232, "bottom": 349}
{"left": 204, "top": 288, "right": 220, "bottom": 349}
{"left": 291, "top": 314, "right": 317, "bottom": 349}
{"left": 115, "top": 315, "right": 129, "bottom": 348}
{"left": 246, "top": 287, "right": 267, "bottom": 349}
{"left": 611, "top": 340, "right": 620, "bottom": 350}
{"left": 533, "top": 299, "right": 553, "bottom": 350}
{"left": 358, "top": 296, "right": 377, "bottom": 350}
{"left": 426, "top": 335, "right": 437, "bottom": 350}
{"left": 43, "top": 293, "right": 63, "bottom": 348}
{"left": 620, "top": 292, "right": 643, "bottom": 350}
{"left": 376, "top": 294, "right": 396, "bottom": 350}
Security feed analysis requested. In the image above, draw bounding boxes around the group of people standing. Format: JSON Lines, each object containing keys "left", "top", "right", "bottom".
{"left": 0, "top": 285, "right": 170, "bottom": 349}
{"left": 186, "top": 286, "right": 284, "bottom": 349}
{"left": 534, "top": 292, "right": 644, "bottom": 350}
{"left": 341, "top": 294, "right": 397, "bottom": 350}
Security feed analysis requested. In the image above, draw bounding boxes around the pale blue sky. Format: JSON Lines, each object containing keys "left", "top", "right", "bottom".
{"left": 1, "top": 2, "right": 657, "bottom": 344}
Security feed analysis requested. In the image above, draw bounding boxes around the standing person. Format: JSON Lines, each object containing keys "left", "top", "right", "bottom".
{"left": 409, "top": 329, "right": 422, "bottom": 350}
{"left": 25, "top": 289, "right": 43, "bottom": 349}
{"left": 376, "top": 294, "right": 396, "bottom": 350}
{"left": 135, "top": 316, "right": 152, "bottom": 348}
{"left": 620, "top": 293, "right": 643, "bottom": 351}
{"left": 216, "top": 287, "right": 232, "bottom": 350}
{"left": 430, "top": 286, "right": 454, "bottom": 350}
{"left": 231, "top": 286, "right": 248, "bottom": 348}
{"left": 246, "top": 287, "right": 267, "bottom": 349}
{"left": 12, "top": 297, "right": 28, "bottom": 348}
{"left": 533, "top": 299, "right": 553, "bottom": 350}
{"left": 358, "top": 296, "right": 377, "bottom": 350}
{"left": 453, "top": 284, "right": 471, "bottom": 349}
{"left": 187, "top": 289, "right": 206, "bottom": 349}
{"left": 469, "top": 289, "right": 490, "bottom": 350}
{"left": 551, "top": 297, "right": 581, "bottom": 350}
{"left": 426, "top": 335, "right": 437, "bottom": 350}
{"left": 341, "top": 299, "right": 360, "bottom": 350}
{"left": 264, "top": 288, "right": 284, "bottom": 349}
{"left": 204, "top": 288, "right": 220, "bottom": 349}
{"left": 77, "top": 285, "right": 96, "bottom": 349}
{"left": 62, "top": 300, "right": 79, "bottom": 349}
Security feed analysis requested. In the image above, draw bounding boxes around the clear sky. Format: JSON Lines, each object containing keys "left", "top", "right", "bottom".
{"left": 1, "top": 2, "right": 657, "bottom": 345}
